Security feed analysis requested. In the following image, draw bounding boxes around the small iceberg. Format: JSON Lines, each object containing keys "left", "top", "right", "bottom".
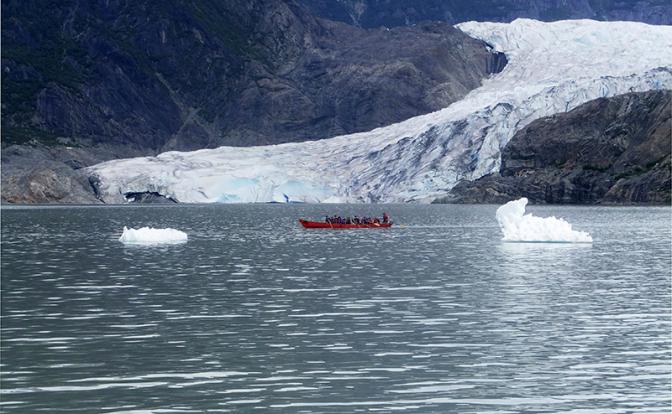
{"left": 119, "top": 226, "right": 188, "bottom": 245}
{"left": 496, "top": 198, "right": 593, "bottom": 243}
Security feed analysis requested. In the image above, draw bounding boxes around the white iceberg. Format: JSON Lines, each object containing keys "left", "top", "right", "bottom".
{"left": 87, "top": 19, "right": 672, "bottom": 204}
{"left": 118, "top": 226, "right": 188, "bottom": 245}
{"left": 496, "top": 198, "right": 593, "bottom": 243}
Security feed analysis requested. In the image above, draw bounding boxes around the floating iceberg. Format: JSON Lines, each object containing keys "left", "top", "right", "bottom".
{"left": 87, "top": 19, "right": 672, "bottom": 204}
{"left": 118, "top": 227, "right": 188, "bottom": 245}
{"left": 496, "top": 198, "right": 593, "bottom": 243}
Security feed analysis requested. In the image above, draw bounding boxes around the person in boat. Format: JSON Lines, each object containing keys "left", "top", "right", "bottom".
{"left": 382, "top": 212, "right": 389, "bottom": 223}
{"left": 346, "top": 217, "right": 352, "bottom": 224}
{"left": 353, "top": 216, "right": 360, "bottom": 224}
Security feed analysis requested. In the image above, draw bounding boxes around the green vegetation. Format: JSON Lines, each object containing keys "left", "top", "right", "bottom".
{"left": 645, "top": 157, "right": 666, "bottom": 169}
{"left": 1, "top": 40, "right": 89, "bottom": 142}
{"left": 2, "top": 43, "right": 91, "bottom": 89}
{"left": 583, "top": 163, "right": 611, "bottom": 172}
{"left": 613, "top": 155, "right": 669, "bottom": 180}
{"left": 1, "top": 126, "right": 60, "bottom": 147}
{"left": 587, "top": 0, "right": 669, "bottom": 10}
{"left": 1, "top": 78, "right": 43, "bottom": 122}
{"left": 181, "top": 0, "right": 262, "bottom": 60}
{"left": 2, "top": 1, "right": 93, "bottom": 135}
{"left": 2, "top": 0, "right": 261, "bottom": 148}
{"left": 614, "top": 167, "right": 644, "bottom": 181}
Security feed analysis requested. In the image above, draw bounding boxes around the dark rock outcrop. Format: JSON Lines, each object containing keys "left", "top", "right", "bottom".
{"left": 301, "top": 0, "right": 672, "bottom": 27}
{"left": 440, "top": 90, "right": 672, "bottom": 205}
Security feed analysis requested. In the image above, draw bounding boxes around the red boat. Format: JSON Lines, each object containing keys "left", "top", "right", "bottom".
{"left": 299, "top": 219, "right": 392, "bottom": 229}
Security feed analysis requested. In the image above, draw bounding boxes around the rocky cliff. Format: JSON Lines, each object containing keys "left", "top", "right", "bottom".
{"left": 301, "top": 0, "right": 672, "bottom": 27}
{"left": 441, "top": 91, "right": 672, "bottom": 204}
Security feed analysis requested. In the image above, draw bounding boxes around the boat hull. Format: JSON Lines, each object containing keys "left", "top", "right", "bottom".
{"left": 299, "top": 219, "right": 392, "bottom": 229}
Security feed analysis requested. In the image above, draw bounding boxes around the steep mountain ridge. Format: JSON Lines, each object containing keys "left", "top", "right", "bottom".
{"left": 442, "top": 90, "right": 671, "bottom": 204}
{"left": 301, "top": 0, "right": 672, "bottom": 27}
{"left": 85, "top": 20, "right": 672, "bottom": 204}
{"left": 2, "top": 0, "right": 501, "bottom": 151}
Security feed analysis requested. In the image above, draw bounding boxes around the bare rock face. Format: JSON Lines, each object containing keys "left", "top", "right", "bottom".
{"left": 0, "top": 142, "right": 149, "bottom": 204}
{"left": 1, "top": 145, "right": 99, "bottom": 203}
{"left": 441, "top": 90, "right": 671, "bottom": 205}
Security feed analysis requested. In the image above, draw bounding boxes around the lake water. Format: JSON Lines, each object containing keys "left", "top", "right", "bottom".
{"left": 1, "top": 204, "right": 670, "bottom": 413}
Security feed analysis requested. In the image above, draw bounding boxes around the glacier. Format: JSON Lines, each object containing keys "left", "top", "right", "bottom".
{"left": 87, "top": 19, "right": 672, "bottom": 204}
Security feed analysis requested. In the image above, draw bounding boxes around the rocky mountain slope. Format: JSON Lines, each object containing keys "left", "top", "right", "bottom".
{"left": 85, "top": 20, "right": 672, "bottom": 205}
{"left": 440, "top": 90, "right": 671, "bottom": 204}
{"left": 301, "top": 0, "right": 672, "bottom": 27}
{"left": 2, "top": 0, "right": 502, "bottom": 151}
{"left": 1, "top": 0, "right": 506, "bottom": 203}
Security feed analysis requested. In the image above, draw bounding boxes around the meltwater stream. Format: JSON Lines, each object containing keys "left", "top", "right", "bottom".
{"left": 1, "top": 204, "right": 670, "bottom": 413}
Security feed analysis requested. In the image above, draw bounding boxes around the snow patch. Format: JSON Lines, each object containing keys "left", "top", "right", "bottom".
{"left": 119, "top": 227, "right": 188, "bottom": 245}
{"left": 496, "top": 198, "right": 593, "bottom": 243}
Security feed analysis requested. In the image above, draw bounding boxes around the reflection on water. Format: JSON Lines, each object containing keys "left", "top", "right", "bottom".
{"left": 499, "top": 241, "right": 593, "bottom": 250}
{"left": 1, "top": 204, "right": 670, "bottom": 413}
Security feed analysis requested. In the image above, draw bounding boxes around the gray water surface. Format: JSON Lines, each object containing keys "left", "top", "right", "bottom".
{"left": 1, "top": 204, "right": 670, "bottom": 413}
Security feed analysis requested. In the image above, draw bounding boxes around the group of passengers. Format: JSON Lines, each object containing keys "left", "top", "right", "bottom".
{"left": 325, "top": 212, "right": 390, "bottom": 225}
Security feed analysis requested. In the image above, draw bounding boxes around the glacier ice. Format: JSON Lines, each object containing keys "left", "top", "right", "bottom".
{"left": 496, "top": 198, "right": 593, "bottom": 243}
{"left": 87, "top": 19, "right": 672, "bottom": 204}
{"left": 119, "top": 227, "right": 188, "bottom": 245}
